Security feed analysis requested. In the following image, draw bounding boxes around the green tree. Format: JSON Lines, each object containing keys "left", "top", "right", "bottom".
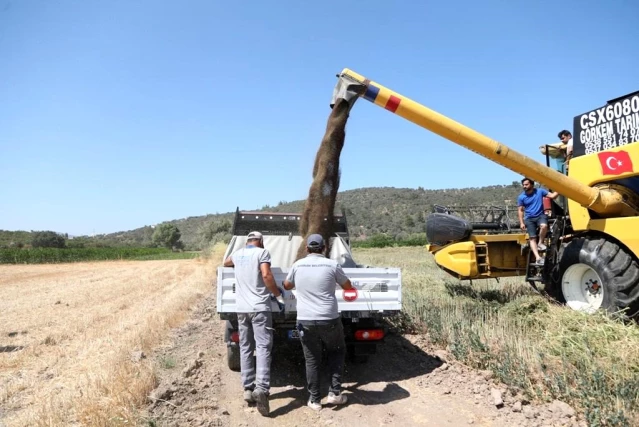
{"left": 405, "top": 215, "right": 415, "bottom": 228}
{"left": 152, "top": 224, "right": 182, "bottom": 249}
{"left": 32, "top": 231, "right": 66, "bottom": 248}
{"left": 199, "top": 218, "right": 231, "bottom": 246}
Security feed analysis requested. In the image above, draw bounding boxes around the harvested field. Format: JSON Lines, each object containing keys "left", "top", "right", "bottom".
{"left": 2, "top": 245, "right": 637, "bottom": 426}
{"left": 0, "top": 254, "right": 218, "bottom": 426}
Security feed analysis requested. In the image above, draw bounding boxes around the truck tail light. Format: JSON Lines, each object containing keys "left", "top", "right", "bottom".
{"left": 354, "top": 329, "right": 385, "bottom": 341}
{"left": 231, "top": 331, "right": 239, "bottom": 343}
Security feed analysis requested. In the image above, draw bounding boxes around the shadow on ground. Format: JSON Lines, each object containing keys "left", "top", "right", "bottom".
{"left": 0, "top": 345, "right": 24, "bottom": 353}
{"left": 266, "top": 327, "right": 442, "bottom": 417}
{"left": 444, "top": 281, "right": 535, "bottom": 304}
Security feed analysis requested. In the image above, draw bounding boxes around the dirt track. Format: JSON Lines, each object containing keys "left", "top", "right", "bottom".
{"left": 144, "top": 292, "right": 586, "bottom": 427}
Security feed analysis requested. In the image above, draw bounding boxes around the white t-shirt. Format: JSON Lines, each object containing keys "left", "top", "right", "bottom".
{"left": 231, "top": 245, "right": 272, "bottom": 312}
{"left": 285, "top": 254, "right": 349, "bottom": 321}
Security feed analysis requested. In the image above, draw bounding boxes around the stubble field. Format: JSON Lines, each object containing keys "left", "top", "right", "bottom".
{"left": 1, "top": 245, "right": 637, "bottom": 426}
{"left": 0, "top": 255, "right": 217, "bottom": 426}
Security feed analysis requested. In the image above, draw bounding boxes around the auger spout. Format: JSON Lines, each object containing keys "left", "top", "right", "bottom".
{"left": 332, "top": 68, "right": 639, "bottom": 218}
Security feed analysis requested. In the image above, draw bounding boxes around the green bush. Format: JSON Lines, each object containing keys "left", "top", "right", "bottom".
{"left": 351, "top": 233, "right": 428, "bottom": 248}
{"left": 32, "top": 231, "right": 66, "bottom": 248}
{"left": 152, "top": 224, "right": 182, "bottom": 249}
{"left": 0, "top": 247, "right": 199, "bottom": 264}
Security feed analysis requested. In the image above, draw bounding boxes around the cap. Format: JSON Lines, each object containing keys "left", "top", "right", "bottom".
{"left": 247, "top": 231, "right": 263, "bottom": 241}
{"left": 306, "top": 233, "right": 324, "bottom": 248}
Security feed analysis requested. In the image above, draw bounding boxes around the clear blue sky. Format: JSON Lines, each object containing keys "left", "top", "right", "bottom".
{"left": 1, "top": 0, "right": 638, "bottom": 236}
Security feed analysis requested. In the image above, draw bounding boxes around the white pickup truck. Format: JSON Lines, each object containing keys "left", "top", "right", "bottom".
{"left": 216, "top": 209, "right": 403, "bottom": 370}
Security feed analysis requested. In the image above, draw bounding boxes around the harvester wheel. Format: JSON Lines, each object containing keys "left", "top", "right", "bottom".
{"left": 550, "top": 236, "right": 639, "bottom": 319}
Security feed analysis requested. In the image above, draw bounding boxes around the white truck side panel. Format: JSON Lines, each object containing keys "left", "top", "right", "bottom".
{"left": 216, "top": 266, "right": 402, "bottom": 314}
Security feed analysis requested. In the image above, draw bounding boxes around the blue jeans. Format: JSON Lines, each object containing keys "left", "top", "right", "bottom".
{"left": 524, "top": 214, "right": 548, "bottom": 239}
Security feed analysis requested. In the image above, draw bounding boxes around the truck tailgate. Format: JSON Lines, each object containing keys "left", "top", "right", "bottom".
{"left": 216, "top": 266, "right": 402, "bottom": 314}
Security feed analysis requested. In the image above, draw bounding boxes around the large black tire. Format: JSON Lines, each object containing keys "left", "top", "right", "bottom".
{"left": 224, "top": 320, "right": 241, "bottom": 371}
{"left": 549, "top": 236, "right": 639, "bottom": 319}
{"left": 227, "top": 344, "right": 241, "bottom": 371}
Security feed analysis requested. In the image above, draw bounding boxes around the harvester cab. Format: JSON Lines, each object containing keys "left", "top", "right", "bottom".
{"left": 331, "top": 70, "right": 639, "bottom": 320}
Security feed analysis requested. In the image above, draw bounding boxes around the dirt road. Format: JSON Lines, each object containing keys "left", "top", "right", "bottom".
{"left": 144, "top": 292, "right": 585, "bottom": 427}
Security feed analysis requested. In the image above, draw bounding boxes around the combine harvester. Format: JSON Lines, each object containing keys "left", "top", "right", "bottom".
{"left": 332, "top": 69, "right": 639, "bottom": 319}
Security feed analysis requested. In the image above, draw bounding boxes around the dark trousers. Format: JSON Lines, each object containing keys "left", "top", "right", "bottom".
{"left": 299, "top": 319, "right": 346, "bottom": 403}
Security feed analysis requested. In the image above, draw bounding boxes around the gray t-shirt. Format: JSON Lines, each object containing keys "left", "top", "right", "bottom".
{"left": 231, "top": 245, "right": 272, "bottom": 313}
{"left": 285, "top": 253, "right": 349, "bottom": 321}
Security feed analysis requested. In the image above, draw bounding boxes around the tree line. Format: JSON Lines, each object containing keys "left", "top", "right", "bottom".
{"left": 2, "top": 224, "right": 185, "bottom": 251}
{"left": 2, "top": 183, "right": 524, "bottom": 251}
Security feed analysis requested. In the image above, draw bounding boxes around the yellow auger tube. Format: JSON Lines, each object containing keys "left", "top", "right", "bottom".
{"left": 335, "top": 68, "right": 637, "bottom": 217}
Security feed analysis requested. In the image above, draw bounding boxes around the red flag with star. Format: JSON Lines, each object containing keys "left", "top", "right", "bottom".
{"left": 598, "top": 150, "right": 633, "bottom": 175}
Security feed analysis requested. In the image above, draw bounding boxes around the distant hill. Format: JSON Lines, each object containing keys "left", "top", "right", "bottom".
{"left": 1, "top": 183, "right": 524, "bottom": 250}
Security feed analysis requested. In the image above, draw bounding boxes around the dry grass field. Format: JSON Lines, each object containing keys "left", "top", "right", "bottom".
{"left": 0, "top": 251, "right": 220, "bottom": 426}
{"left": 1, "top": 245, "right": 637, "bottom": 426}
{"left": 355, "top": 247, "right": 639, "bottom": 427}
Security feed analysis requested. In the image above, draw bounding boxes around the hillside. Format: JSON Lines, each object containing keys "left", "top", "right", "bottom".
{"left": 1, "top": 183, "right": 524, "bottom": 250}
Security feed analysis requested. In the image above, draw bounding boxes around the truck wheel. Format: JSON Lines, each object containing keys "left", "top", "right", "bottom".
{"left": 227, "top": 344, "right": 241, "bottom": 371}
{"left": 551, "top": 236, "right": 639, "bottom": 319}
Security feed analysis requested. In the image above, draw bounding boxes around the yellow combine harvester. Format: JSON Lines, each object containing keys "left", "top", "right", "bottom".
{"left": 331, "top": 69, "right": 639, "bottom": 319}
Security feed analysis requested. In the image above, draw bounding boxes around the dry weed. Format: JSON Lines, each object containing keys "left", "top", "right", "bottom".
{"left": 353, "top": 246, "right": 639, "bottom": 426}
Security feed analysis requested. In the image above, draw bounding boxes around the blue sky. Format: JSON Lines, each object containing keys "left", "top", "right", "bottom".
{"left": 1, "top": 0, "right": 638, "bottom": 236}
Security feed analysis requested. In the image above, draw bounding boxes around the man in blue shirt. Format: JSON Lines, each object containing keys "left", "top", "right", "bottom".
{"left": 517, "top": 178, "right": 559, "bottom": 265}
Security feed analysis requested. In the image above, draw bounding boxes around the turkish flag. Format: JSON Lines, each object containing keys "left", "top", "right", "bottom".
{"left": 598, "top": 150, "right": 634, "bottom": 175}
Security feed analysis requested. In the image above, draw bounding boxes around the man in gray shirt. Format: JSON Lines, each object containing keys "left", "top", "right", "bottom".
{"left": 224, "top": 231, "right": 284, "bottom": 417}
{"left": 283, "top": 233, "right": 353, "bottom": 411}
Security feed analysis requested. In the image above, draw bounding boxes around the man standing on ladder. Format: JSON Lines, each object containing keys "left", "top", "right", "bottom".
{"left": 517, "top": 178, "right": 559, "bottom": 266}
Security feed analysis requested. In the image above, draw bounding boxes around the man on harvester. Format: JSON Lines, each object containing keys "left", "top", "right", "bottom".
{"left": 517, "top": 178, "right": 560, "bottom": 265}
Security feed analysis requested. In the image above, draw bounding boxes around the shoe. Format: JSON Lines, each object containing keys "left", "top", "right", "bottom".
{"left": 326, "top": 392, "right": 348, "bottom": 405}
{"left": 535, "top": 258, "right": 545, "bottom": 266}
{"left": 538, "top": 243, "right": 547, "bottom": 251}
{"left": 307, "top": 399, "right": 322, "bottom": 411}
{"left": 243, "top": 389, "right": 254, "bottom": 403}
{"left": 252, "top": 389, "right": 270, "bottom": 416}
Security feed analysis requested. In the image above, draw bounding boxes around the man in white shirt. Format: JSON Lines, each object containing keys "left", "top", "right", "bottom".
{"left": 223, "top": 231, "right": 284, "bottom": 416}
{"left": 558, "top": 129, "right": 573, "bottom": 173}
{"left": 283, "top": 234, "right": 353, "bottom": 411}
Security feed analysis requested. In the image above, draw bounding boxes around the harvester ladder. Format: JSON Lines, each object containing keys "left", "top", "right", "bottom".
{"left": 476, "top": 243, "right": 489, "bottom": 273}
{"left": 524, "top": 220, "right": 555, "bottom": 289}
